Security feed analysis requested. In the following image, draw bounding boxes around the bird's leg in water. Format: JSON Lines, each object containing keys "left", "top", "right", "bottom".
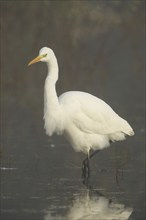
{"left": 82, "top": 151, "right": 90, "bottom": 179}
{"left": 82, "top": 150, "right": 100, "bottom": 179}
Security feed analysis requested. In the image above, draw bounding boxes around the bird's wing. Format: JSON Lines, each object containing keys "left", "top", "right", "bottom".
{"left": 59, "top": 91, "right": 131, "bottom": 135}
{"left": 73, "top": 101, "right": 122, "bottom": 135}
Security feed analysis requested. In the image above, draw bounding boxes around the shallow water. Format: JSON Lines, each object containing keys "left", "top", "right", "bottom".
{"left": 0, "top": 129, "right": 145, "bottom": 220}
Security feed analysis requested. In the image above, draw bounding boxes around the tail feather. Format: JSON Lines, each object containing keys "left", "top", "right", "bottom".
{"left": 119, "top": 117, "right": 135, "bottom": 137}
{"left": 124, "top": 129, "right": 135, "bottom": 136}
{"left": 109, "top": 126, "right": 134, "bottom": 142}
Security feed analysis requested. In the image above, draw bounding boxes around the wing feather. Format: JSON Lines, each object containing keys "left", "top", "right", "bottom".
{"left": 59, "top": 91, "right": 132, "bottom": 135}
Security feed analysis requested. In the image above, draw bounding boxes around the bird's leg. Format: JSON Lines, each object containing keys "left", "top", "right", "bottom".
{"left": 89, "top": 149, "right": 101, "bottom": 159}
{"left": 82, "top": 149, "right": 100, "bottom": 179}
{"left": 82, "top": 160, "right": 90, "bottom": 186}
{"left": 82, "top": 163, "right": 86, "bottom": 179}
{"left": 82, "top": 150, "right": 90, "bottom": 179}
{"left": 87, "top": 150, "right": 90, "bottom": 178}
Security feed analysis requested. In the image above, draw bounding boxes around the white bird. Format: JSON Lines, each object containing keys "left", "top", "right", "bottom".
{"left": 28, "top": 47, "right": 134, "bottom": 176}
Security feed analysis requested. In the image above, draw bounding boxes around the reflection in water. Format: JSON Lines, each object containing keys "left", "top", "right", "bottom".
{"left": 44, "top": 182, "right": 133, "bottom": 220}
{"left": 68, "top": 192, "right": 132, "bottom": 220}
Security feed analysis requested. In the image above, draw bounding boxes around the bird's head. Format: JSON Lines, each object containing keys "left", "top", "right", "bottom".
{"left": 28, "top": 47, "right": 55, "bottom": 66}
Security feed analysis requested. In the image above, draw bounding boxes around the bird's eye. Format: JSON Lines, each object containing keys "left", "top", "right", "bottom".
{"left": 42, "top": 54, "right": 47, "bottom": 57}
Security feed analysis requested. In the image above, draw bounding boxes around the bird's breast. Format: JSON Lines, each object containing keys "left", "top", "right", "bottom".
{"left": 43, "top": 109, "right": 64, "bottom": 136}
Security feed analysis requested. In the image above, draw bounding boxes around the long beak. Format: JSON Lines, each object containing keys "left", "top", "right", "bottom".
{"left": 28, "top": 55, "right": 43, "bottom": 66}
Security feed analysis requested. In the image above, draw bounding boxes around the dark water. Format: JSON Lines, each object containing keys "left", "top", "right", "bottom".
{"left": 1, "top": 128, "right": 145, "bottom": 220}
{"left": 1, "top": 1, "right": 145, "bottom": 220}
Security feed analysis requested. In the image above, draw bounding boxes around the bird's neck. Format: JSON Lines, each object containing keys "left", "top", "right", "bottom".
{"left": 44, "top": 58, "right": 60, "bottom": 115}
{"left": 46, "top": 56, "right": 59, "bottom": 82}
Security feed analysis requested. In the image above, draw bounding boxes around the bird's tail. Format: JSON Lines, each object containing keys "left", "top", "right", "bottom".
{"left": 124, "top": 129, "right": 135, "bottom": 136}
{"left": 109, "top": 118, "right": 134, "bottom": 142}
{"left": 121, "top": 119, "right": 135, "bottom": 136}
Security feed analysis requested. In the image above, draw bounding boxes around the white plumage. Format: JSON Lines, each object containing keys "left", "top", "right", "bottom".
{"left": 28, "top": 47, "right": 134, "bottom": 155}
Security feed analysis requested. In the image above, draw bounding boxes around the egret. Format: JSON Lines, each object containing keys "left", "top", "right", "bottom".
{"left": 28, "top": 47, "right": 134, "bottom": 178}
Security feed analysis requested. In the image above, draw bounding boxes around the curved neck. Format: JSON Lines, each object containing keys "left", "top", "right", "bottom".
{"left": 44, "top": 57, "right": 60, "bottom": 115}
{"left": 46, "top": 55, "right": 59, "bottom": 82}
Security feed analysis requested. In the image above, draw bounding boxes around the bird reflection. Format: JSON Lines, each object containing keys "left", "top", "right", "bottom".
{"left": 67, "top": 191, "right": 133, "bottom": 220}
{"left": 44, "top": 178, "right": 133, "bottom": 220}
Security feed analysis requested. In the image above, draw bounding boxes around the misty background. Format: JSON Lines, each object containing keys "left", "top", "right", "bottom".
{"left": 1, "top": 1, "right": 145, "bottom": 220}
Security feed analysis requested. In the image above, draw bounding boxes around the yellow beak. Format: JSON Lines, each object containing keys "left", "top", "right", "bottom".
{"left": 28, "top": 55, "right": 43, "bottom": 66}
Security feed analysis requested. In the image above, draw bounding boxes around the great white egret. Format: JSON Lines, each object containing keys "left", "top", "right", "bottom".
{"left": 28, "top": 47, "right": 134, "bottom": 177}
